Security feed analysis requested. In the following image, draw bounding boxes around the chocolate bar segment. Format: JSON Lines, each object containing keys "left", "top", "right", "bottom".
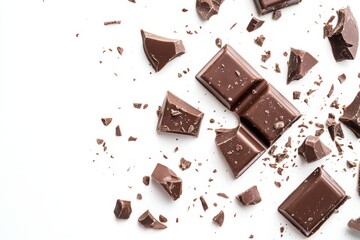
{"left": 339, "top": 91, "right": 360, "bottom": 138}
{"left": 253, "top": 0, "right": 301, "bottom": 15}
{"left": 151, "top": 163, "right": 182, "bottom": 201}
{"left": 278, "top": 167, "right": 347, "bottom": 237}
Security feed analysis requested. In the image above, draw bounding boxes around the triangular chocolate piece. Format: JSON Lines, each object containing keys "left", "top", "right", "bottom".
{"left": 339, "top": 91, "right": 360, "bottom": 138}
{"left": 141, "top": 30, "right": 185, "bottom": 72}
{"left": 151, "top": 163, "right": 182, "bottom": 201}
{"left": 326, "top": 117, "right": 344, "bottom": 141}
{"left": 287, "top": 48, "right": 318, "bottom": 84}
{"left": 298, "top": 136, "right": 331, "bottom": 163}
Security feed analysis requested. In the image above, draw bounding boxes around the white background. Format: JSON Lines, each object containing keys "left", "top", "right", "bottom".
{"left": 1, "top": 0, "right": 360, "bottom": 239}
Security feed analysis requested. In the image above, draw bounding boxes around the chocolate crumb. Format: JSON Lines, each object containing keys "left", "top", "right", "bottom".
{"left": 293, "top": 91, "right": 301, "bottom": 100}
{"left": 96, "top": 138, "right": 104, "bottom": 145}
{"left": 261, "top": 50, "right": 271, "bottom": 62}
{"left": 138, "top": 210, "right": 167, "bottom": 229}
{"left": 117, "top": 46, "right": 124, "bottom": 55}
{"left": 347, "top": 161, "right": 357, "bottom": 168}
{"left": 115, "top": 125, "right": 122, "bottom": 137}
{"left": 143, "top": 176, "right": 150, "bottom": 186}
{"left": 133, "top": 103, "right": 142, "bottom": 109}
{"left": 200, "top": 195, "right": 208, "bottom": 211}
{"left": 101, "top": 118, "right": 112, "bottom": 126}
{"left": 215, "top": 38, "right": 222, "bottom": 48}
{"left": 137, "top": 193, "right": 142, "bottom": 200}
{"left": 179, "top": 157, "right": 192, "bottom": 170}
{"left": 217, "top": 193, "right": 229, "bottom": 199}
{"left": 212, "top": 210, "right": 224, "bottom": 227}
{"left": 247, "top": 17, "right": 265, "bottom": 32}
{"left": 338, "top": 73, "right": 347, "bottom": 83}
{"left": 327, "top": 84, "right": 334, "bottom": 98}
{"left": 104, "top": 20, "right": 121, "bottom": 26}
{"left": 182, "top": 8, "right": 188, "bottom": 12}
{"left": 275, "top": 63, "right": 281, "bottom": 73}
{"left": 272, "top": 10, "right": 282, "bottom": 20}
{"left": 159, "top": 214, "right": 168, "bottom": 223}
{"left": 274, "top": 181, "right": 281, "bottom": 188}
{"left": 254, "top": 35, "right": 266, "bottom": 47}
{"left": 285, "top": 137, "right": 292, "bottom": 148}
{"left": 128, "top": 136, "right": 137, "bottom": 141}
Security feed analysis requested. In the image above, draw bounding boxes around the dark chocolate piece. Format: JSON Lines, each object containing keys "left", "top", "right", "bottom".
{"left": 253, "top": 0, "right": 301, "bottom": 15}
{"left": 115, "top": 125, "right": 122, "bottom": 137}
{"left": 338, "top": 73, "right": 347, "bottom": 83}
{"left": 339, "top": 91, "right": 360, "bottom": 138}
{"left": 236, "top": 185, "right": 262, "bottom": 206}
{"left": 196, "top": 0, "right": 223, "bottom": 20}
{"left": 212, "top": 210, "right": 224, "bottom": 226}
{"left": 254, "top": 35, "right": 266, "bottom": 47}
{"left": 326, "top": 6, "right": 358, "bottom": 62}
{"left": 143, "top": 176, "right": 150, "bottom": 186}
{"left": 348, "top": 218, "right": 360, "bottom": 231}
{"left": 287, "top": 48, "right": 318, "bottom": 84}
{"left": 199, "top": 195, "right": 209, "bottom": 211}
{"left": 138, "top": 210, "right": 167, "bottom": 229}
{"left": 141, "top": 30, "right": 185, "bottom": 72}
{"left": 114, "top": 199, "right": 132, "bottom": 219}
{"left": 179, "top": 157, "right": 192, "bottom": 170}
{"left": 151, "top": 163, "right": 182, "bottom": 201}
{"left": 156, "top": 91, "right": 204, "bottom": 137}
{"left": 246, "top": 17, "right": 265, "bottom": 32}
{"left": 272, "top": 10, "right": 282, "bottom": 20}
{"left": 326, "top": 117, "right": 344, "bottom": 141}
{"left": 298, "top": 136, "right": 331, "bottom": 163}
{"left": 101, "top": 118, "right": 112, "bottom": 126}
{"left": 278, "top": 167, "right": 347, "bottom": 237}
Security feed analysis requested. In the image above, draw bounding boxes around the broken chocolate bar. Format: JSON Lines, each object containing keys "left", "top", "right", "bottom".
{"left": 114, "top": 199, "right": 132, "bottom": 219}
{"left": 156, "top": 91, "right": 204, "bottom": 137}
{"left": 325, "top": 6, "right": 358, "bottom": 62}
{"left": 246, "top": 17, "right": 264, "bottom": 32}
{"left": 212, "top": 210, "right": 224, "bottom": 226}
{"left": 151, "top": 163, "right": 182, "bottom": 201}
{"left": 253, "top": 0, "right": 301, "bottom": 15}
{"left": 287, "top": 48, "right": 318, "bottom": 84}
{"left": 339, "top": 91, "right": 360, "bottom": 138}
{"left": 141, "top": 30, "right": 185, "bottom": 72}
{"left": 196, "top": 0, "right": 224, "bottom": 20}
{"left": 236, "top": 185, "right": 262, "bottom": 206}
{"left": 298, "top": 136, "right": 331, "bottom": 163}
{"left": 348, "top": 218, "right": 360, "bottom": 232}
{"left": 138, "top": 210, "right": 167, "bottom": 229}
{"left": 278, "top": 167, "right": 347, "bottom": 237}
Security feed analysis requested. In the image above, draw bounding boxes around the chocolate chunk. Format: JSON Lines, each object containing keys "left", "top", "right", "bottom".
{"left": 179, "top": 157, "right": 191, "bottom": 170}
{"left": 114, "top": 199, "right": 132, "bottom": 219}
{"left": 326, "top": 117, "right": 344, "bottom": 141}
{"left": 151, "top": 163, "right": 182, "bottom": 201}
{"left": 254, "top": 35, "right": 266, "bottom": 47}
{"left": 339, "top": 91, "right": 360, "bottom": 138}
{"left": 278, "top": 167, "right": 347, "bottom": 237}
{"left": 298, "top": 136, "right": 331, "bottom": 163}
{"left": 196, "top": 0, "right": 224, "bottom": 20}
{"left": 115, "top": 125, "right": 122, "bottom": 137}
{"left": 143, "top": 176, "right": 150, "bottom": 186}
{"left": 293, "top": 91, "right": 301, "bottom": 100}
{"left": 253, "top": 0, "right": 301, "bottom": 15}
{"left": 159, "top": 214, "right": 168, "bottom": 223}
{"left": 138, "top": 210, "right": 167, "bottom": 229}
{"left": 326, "top": 6, "right": 358, "bottom": 61}
{"left": 133, "top": 103, "right": 142, "bottom": 109}
{"left": 287, "top": 48, "right": 318, "bottom": 84}
{"left": 212, "top": 210, "right": 224, "bottom": 226}
{"left": 272, "top": 10, "right": 282, "bottom": 20}
{"left": 200, "top": 195, "right": 209, "bottom": 211}
{"left": 128, "top": 136, "right": 137, "bottom": 141}
{"left": 327, "top": 84, "right": 334, "bottom": 98}
{"left": 156, "top": 91, "right": 204, "bottom": 137}
{"left": 101, "top": 118, "right": 112, "bottom": 126}
{"left": 348, "top": 218, "right": 360, "bottom": 231}
{"left": 141, "top": 30, "right": 185, "bottom": 72}
{"left": 246, "top": 17, "right": 265, "bottom": 32}
{"left": 338, "top": 73, "right": 347, "bottom": 83}
{"left": 346, "top": 160, "right": 357, "bottom": 168}
{"left": 236, "top": 185, "right": 262, "bottom": 206}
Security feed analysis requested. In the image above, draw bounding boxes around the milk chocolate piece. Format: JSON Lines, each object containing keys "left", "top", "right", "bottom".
{"left": 326, "top": 118, "right": 344, "bottom": 141}
{"left": 115, "top": 125, "right": 122, "bottom": 137}
{"left": 156, "top": 91, "right": 204, "bottom": 137}
{"left": 101, "top": 118, "right": 112, "bottom": 126}
{"left": 138, "top": 210, "right": 167, "bottom": 229}
{"left": 151, "top": 163, "right": 182, "bottom": 201}
{"left": 254, "top": 35, "right": 266, "bottom": 47}
{"left": 278, "top": 167, "right": 347, "bottom": 237}
{"left": 338, "top": 73, "right": 347, "bottom": 83}
{"left": 326, "top": 6, "right": 358, "bottom": 61}
{"left": 287, "top": 48, "right": 318, "bottom": 84}
{"left": 114, "top": 199, "right": 132, "bottom": 219}
{"left": 272, "top": 10, "right": 282, "bottom": 20}
{"left": 339, "top": 91, "right": 360, "bottom": 138}
{"left": 298, "top": 136, "right": 331, "bottom": 163}
{"left": 199, "top": 195, "right": 208, "bottom": 211}
{"left": 141, "top": 30, "right": 185, "bottom": 72}
{"left": 179, "top": 157, "right": 191, "bottom": 170}
{"left": 159, "top": 214, "right": 167, "bottom": 223}
{"left": 253, "top": 0, "right": 301, "bottom": 15}
{"left": 246, "top": 17, "right": 265, "bottom": 32}
{"left": 143, "top": 176, "right": 150, "bottom": 186}
{"left": 236, "top": 185, "right": 262, "bottom": 206}
{"left": 348, "top": 218, "right": 360, "bottom": 231}
{"left": 212, "top": 210, "right": 224, "bottom": 226}
{"left": 196, "top": 0, "right": 223, "bottom": 20}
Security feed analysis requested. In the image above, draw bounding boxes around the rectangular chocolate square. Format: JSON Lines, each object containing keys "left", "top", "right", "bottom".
{"left": 254, "top": 0, "right": 302, "bottom": 15}
{"left": 278, "top": 167, "right": 347, "bottom": 237}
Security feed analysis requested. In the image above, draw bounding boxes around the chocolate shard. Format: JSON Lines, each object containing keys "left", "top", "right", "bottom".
{"left": 339, "top": 91, "right": 360, "bottom": 138}
{"left": 326, "top": 117, "right": 344, "bottom": 141}
{"left": 253, "top": 0, "right": 301, "bottom": 15}
{"left": 138, "top": 210, "right": 167, "bottom": 229}
{"left": 101, "top": 118, "right": 112, "bottom": 126}
{"left": 236, "top": 185, "right": 262, "bottom": 206}
{"left": 114, "top": 199, "right": 132, "bottom": 219}
{"left": 196, "top": 0, "right": 224, "bottom": 20}
{"left": 326, "top": 6, "right": 359, "bottom": 62}
{"left": 140, "top": 30, "right": 185, "bottom": 72}
{"left": 348, "top": 218, "right": 360, "bottom": 232}
{"left": 199, "top": 195, "right": 209, "bottom": 211}
{"left": 287, "top": 48, "right": 318, "bottom": 84}
{"left": 156, "top": 91, "right": 204, "bottom": 137}
{"left": 215, "top": 126, "right": 265, "bottom": 178}
{"left": 298, "top": 136, "right": 331, "bottom": 163}
{"left": 179, "top": 157, "right": 191, "bottom": 170}
{"left": 212, "top": 210, "right": 225, "bottom": 226}
{"left": 278, "top": 167, "right": 347, "bottom": 237}
{"left": 151, "top": 163, "right": 182, "bottom": 201}
{"left": 246, "top": 17, "right": 265, "bottom": 32}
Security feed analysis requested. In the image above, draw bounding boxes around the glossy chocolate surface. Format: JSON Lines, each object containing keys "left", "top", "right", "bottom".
{"left": 298, "top": 136, "right": 331, "bottom": 163}
{"left": 287, "top": 48, "right": 318, "bottom": 84}
{"left": 236, "top": 185, "right": 262, "bottom": 206}
{"left": 253, "top": 0, "right": 301, "bottom": 15}
{"left": 339, "top": 91, "right": 360, "bottom": 138}
{"left": 151, "top": 163, "right": 182, "bottom": 201}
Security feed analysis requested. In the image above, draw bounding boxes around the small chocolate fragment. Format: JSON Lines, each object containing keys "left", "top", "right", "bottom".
{"left": 338, "top": 73, "right": 347, "bottom": 83}
{"left": 137, "top": 193, "right": 142, "bottom": 200}
{"left": 179, "top": 157, "right": 192, "bottom": 170}
{"left": 156, "top": 91, "right": 204, "bottom": 137}
{"left": 274, "top": 63, "right": 281, "bottom": 73}
{"left": 151, "top": 163, "right": 182, "bottom": 201}
{"left": 200, "top": 195, "right": 209, "bottom": 211}
{"left": 114, "top": 199, "right": 132, "bottom": 219}
{"left": 116, "top": 46, "right": 124, "bottom": 55}
{"left": 159, "top": 214, "right": 168, "bottom": 223}
{"left": 215, "top": 38, "right": 222, "bottom": 48}
{"left": 96, "top": 138, "right": 104, "bottom": 145}
{"left": 327, "top": 84, "right": 334, "bottom": 98}
{"left": 133, "top": 103, "right": 142, "bottom": 109}
{"left": 278, "top": 167, "right": 347, "bottom": 237}
{"left": 348, "top": 218, "right": 360, "bottom": 231}
{"left": 272, "top": 10, "right": 282, "bottom": 20}
{"left": 138, "top": 210, "right": 167, "bottom": 229}
{"left": 212, "top": 210, "right": 224, "bottom": 226}
{"left": 293, "top": 91, "right": 301, "bottom": 100}
{"left": 104, "top": 20, "right": 121, "bottom": 26}
{"left": 254, "top": 35, "right": 266, "bottom": 47}
{"left": 128, "top": 136, "right": 137, "bottom": 141}
{"left": 141, "top": 30, "right": 185, "bottom": 72}
{"left": 339, "top": 91, "right": 360, "bottom": 138}
{"left": 101, "top": 118, "right": 112, "bottom": 126}
{"left": 217, "top": 193, "right": 229, "bottom": 199}
{"left": 298, "top": 136, "right": 331, "bottom": 163}
{"left": 261, "top": 50, "right": 271, "bottom": 62}
{"left": 253, "top": 0, "right": 301, "bottom": 15}
{"left": 196, "top": 0, "right": 224, "bottom": 21}
{"left": 143, "top": 176, "right": 150, "bottom": 186}
{"left": 287, "top": 48, "right": 318, "bottom": 84}
{"left": 326, "top": 118, "right": 344, "bottom": 141}
{"left": 346, "top": 160, "right": 357, "bottom": 168}
{"left": 236, "top": 185, "right": 262, "bottom": 206}
{"left": 246, "top": 17, "right": 265, "bottom": 32}
{"left": 115, "top": 125, "right": 122, "bottom": 137}
{"left": 326, "top": 6, "right": 359, "bottom": 62}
